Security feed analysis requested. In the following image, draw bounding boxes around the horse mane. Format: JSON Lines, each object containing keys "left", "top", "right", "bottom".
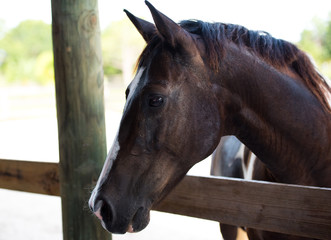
{"left": 179, "top": 20, "right": 331, "bottom": 112}
{"left": 136, "top": 20, "right": 331, "bottom": 112}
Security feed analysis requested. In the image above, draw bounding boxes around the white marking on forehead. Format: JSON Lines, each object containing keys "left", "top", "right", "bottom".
{"left": 124, "top": 67, "right": 145, "bottom": 110}
{"left": 94, "top": 67, "right": 145, "bottom": 190}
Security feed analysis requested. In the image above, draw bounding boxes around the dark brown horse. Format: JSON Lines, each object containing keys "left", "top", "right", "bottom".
{"left": 89, "top": 1, "right": 331, "bottom": 239}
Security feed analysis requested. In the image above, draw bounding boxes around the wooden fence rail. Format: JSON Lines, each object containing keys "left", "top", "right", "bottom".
{"left": 0, "top": 159, "right": 59, "bottom": 196}
{"left": 1, "top": 159, "right": 331, "bottom": 239}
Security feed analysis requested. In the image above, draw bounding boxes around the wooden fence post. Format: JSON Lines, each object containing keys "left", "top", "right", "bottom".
{"left": 51, "top": 0, "right": 110, "bottom": 239}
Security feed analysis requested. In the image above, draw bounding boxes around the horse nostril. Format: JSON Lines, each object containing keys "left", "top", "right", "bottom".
{"left": 100, "top": 199, "right": 114, "bottom": 227}
{"left": 91, "top": 196, "right": 115, "bottom": 231}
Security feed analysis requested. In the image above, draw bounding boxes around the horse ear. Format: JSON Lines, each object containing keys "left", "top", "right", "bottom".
{"left": 145, "top": 1, "right": 192, "bottom": 48}
{"left": 124, "top": 9, "right": 156, "bottom": 43}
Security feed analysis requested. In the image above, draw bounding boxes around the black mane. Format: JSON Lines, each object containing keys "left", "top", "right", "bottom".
{"left": 180, "top": 20, "right": 330, "bottom": 112}
{"left": 180, "top": 20, "right": 302, "bottom": 69}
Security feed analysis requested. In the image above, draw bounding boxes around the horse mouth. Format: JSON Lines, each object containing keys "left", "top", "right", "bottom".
{"left": 127, "top": 207, "right": 150, "bottom": 233}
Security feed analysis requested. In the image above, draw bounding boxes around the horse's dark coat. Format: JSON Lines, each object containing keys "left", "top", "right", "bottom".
{"left": 89, "top": 2, "right": 331, "bottom": 239}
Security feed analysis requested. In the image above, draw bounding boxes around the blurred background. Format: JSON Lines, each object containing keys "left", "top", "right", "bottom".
{"left": 0, "top": 0, "right": 330, "bottom": 239}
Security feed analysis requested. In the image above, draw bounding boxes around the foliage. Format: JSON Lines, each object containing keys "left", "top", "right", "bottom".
{"left": 101, "top": 18, "right": 145, "bottom": 83}
{"left": 0, "top": 20, "right": 53, "bottom": 84}
{"left": 297, "top": 14, "right": 331, "bottom": 80}
{"left": 34, "top": 51, "right": 54, "bottom": 84}
{"left": 0, "top": 18, "right": 145, "bottom": 85}
{"left": 324, "top": 14, "right": 331, "bottom": 60}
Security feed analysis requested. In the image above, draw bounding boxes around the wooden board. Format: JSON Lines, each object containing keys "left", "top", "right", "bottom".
{"left": 1, "top": 160, "right": 330, "bottom": 239}
{"left": 0, "top": 159, "right": 59, "bottom": 196}
{"left": 155, "top": 175, "right": 331, "bottom": 239}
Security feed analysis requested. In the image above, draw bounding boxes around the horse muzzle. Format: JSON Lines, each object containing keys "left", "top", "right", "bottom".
{"left": 89, "top": 189, "right": 150, "bottom": 234}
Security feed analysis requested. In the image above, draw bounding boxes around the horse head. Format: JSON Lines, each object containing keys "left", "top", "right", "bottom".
{"left": 89, "top": 1, "right": 222, "bottom": 234}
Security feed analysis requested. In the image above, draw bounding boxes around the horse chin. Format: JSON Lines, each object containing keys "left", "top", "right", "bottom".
{"left": 128, "top": 207, "right": 150, "bottom": 233}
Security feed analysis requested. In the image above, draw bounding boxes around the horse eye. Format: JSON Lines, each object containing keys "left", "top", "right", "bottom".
{"left": 148, "top": 95, "right": 164, "bottom": 108}
{"left": 125, "top": 88, "right": 130, "bottom": 99}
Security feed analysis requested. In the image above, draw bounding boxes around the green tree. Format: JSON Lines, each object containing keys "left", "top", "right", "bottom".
{"left": 102, "top": 18, "right": 145, "bottom": 84}
{"left": 3, "top": 20, "right": 52, "bottom": 59}
{"left": 323, "top": 13, "right": 331, "bottom": 59}
{"left": 298, "top": 15, "right": 331, "bottom": 79}
{"left": 0, "top": 20, "right": 53, "bottom": 84}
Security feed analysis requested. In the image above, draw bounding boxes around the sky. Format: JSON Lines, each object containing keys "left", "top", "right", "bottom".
{"left": 0, "top": 0, "right": 331, "bottom": 42}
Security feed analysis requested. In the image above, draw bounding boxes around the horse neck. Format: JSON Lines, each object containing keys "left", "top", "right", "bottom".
{"left": 216, "top": 45, "right": 331, "bottom": 185}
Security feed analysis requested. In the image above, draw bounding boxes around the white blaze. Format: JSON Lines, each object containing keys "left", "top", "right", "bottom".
{"left": 94, "top": 67, "right": 146, "bottom": 190}
{"left": 124, "top": 67, "right": 145, "bottom": 111}
{"left": 96, "top": 134, "right": 120, "bottom": 188}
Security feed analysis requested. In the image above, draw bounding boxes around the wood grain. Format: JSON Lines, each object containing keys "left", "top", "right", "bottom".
{"left": 0, "top": 159, "right": 59, "bottom": 196}
{"left": 1, "top": 160, "right": 330, "bottom": 239}
{"left": 155, "top": 176, "right": 331, "bottom": 239}
{"left": 51, "top": 0, "right": 109, "bottom": 239}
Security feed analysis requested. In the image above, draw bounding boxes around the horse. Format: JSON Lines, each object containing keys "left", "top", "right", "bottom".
{"left": 89, "top": 1, "right": 331, "bottom": 239}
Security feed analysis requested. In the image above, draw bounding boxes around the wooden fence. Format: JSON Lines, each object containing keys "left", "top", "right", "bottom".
{"left": 0, "top": 159, "right": 330, "bottom": 239}
{"left": 1, "top": 0, "right": 331, "bottom": 239}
